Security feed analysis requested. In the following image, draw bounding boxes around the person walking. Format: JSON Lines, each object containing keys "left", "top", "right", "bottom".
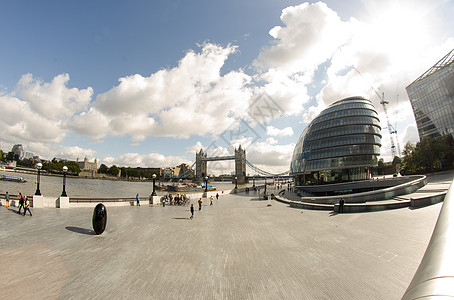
{"left": 5, "top": 191, "right": 9, "bottom": 208}
{"left": 136, "top": 193, "right": 140, "bottom": 206}
{"left": 18, "top": 193, "right": 25, "bottom": 214}
{"left": 198, "top": 198, "right": 202, "bottom": 211}
{"left": 23, "top": 195, "right": 32, "bottom": 216}
{"left": 190, "top": 203, "right": 194, "bottom": 219}
{"left": 216, "top": 193, "right": 219, "bottom": 200}
{"left": 210, "top": 195, "right": 213, "bottom": 206}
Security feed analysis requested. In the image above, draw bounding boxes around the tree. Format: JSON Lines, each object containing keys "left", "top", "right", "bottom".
{"left": 98, "top": 164, "right": 109, "bottom": 174}
{"left": 42, "top": 160, "right": 80, "bottom": 174}
{"left": 6, "top": 151, "right": 19, "bottom": 161}
{"left": 440, "top": 134, "right": 454, "bottom": 169}
{"left": 402, "top": 142, "right": 417, "bottom": 174}
{"left": 108, "top": 165, "right": 120, "bottom": 177}
{"left": 377, "top": 158, "right": 385, "bottom": 168}
{"left": 401, "top": 135, "right": 454, "bottom": 174}
{"left": 392, "top": 156, "right": 402, "bottom": 167}
{"left": 417, "top": 136, "right": 439, "bottom": 173}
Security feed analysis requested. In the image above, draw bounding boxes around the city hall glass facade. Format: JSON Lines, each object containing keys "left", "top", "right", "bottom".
{"left": 290, "top": 96, "right": 382, "bottom": 185}
{"left": 406, "top": 48, "right": 454, "bottom": 140}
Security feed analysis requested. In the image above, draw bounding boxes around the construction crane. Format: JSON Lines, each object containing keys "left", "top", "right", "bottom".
{"left": 352, "top": 67, "right": 401, "bottom": 158}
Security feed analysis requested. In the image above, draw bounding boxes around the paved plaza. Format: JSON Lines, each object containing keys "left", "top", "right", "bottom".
{"left": 0, "top": 181, "right": 449, "bottom": 299}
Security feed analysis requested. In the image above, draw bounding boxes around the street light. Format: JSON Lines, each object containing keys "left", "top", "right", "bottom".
{"left": 61, "top": 166, "right": 68, "bottom": 197}
{"left": 152, "top": 174, "right": 157, "bottom": 196}
{"left": 252, "top": 176, "right": 255, "bottom": 187}
{"left": 35, "top": 162, "right": 42, "bottom": 196}
{"left": 204, "top": 176, "right": 208, "bottom": 194}
{"left": 235, "top": 176, "right": 238, "bottom": 189}
{"left": 264, "top": 177, "right": 267, "bottom": 194}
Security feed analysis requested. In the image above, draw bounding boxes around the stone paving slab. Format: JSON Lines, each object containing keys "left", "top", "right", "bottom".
{"left": 0, "top": 193, "right": 443, "bottom": 300}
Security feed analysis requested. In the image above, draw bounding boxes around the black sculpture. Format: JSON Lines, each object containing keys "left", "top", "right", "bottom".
{"left": 92, "top": 203, "right": 107, "bottom": 235}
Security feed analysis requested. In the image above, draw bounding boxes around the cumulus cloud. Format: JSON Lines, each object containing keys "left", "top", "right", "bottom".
{"left": 266, "top": 126, "right": 293, "bottom": 137}
{"left": 70, "top": 43, "right": 252, "bottom": 140}
{"left": 255, "top": 2, "right": 352, "bottom": 75}
{"left": 102, "top": 152, "right": 191, "bottom": 168}
{"left": 15, "top": 73, "right": 92, "bottom": 119}
{"left": 0, "top": 73, "right": 93, "bottom": 144}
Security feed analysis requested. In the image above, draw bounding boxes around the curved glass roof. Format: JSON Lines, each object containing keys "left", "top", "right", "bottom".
{"left": 290, "top": 96, "right": 382, "bottom": 175}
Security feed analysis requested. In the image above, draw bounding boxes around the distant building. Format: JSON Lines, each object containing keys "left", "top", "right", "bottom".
{"left": 22, "top": 152, "right": 34, "bottom": 160}
{"left": 77, "top": 157, "right": 98, "bottom": 177}
{"left": 176, "top": 163, "right": 193, "bottom": 176}
{"left": 406, "top": 48, "right": 454, "bottom": 140}
{"left": 290, "top": 96, "right": 382, "bottom": 185}
{"left": 11, "top": 144, "right": 24, "bottom": 158}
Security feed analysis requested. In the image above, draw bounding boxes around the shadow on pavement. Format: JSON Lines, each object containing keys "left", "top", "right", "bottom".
{"left": 8, "top": 208, "right": 23, "bottom": 215}
{"left": 329, "top": 211, "right": 339, "bottom": 217}
{"left": 66, "top": 226, "right": 96, "bottom": 235}
{"left": 173, "top": 217, "right": 190, "bottom": 220}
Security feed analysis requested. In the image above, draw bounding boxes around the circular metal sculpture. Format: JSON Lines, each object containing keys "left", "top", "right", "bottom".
{"left": 92, "top": 203, "right": 107, "bottom": 235}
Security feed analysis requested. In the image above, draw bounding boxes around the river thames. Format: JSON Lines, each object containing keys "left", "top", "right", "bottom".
{"left": 0, "top": 170, "right": 264, "bottom": 198}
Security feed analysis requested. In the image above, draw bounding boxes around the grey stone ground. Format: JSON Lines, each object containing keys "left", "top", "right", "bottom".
{"left": 1, "top": 172, "right": 452, "bottom": 300}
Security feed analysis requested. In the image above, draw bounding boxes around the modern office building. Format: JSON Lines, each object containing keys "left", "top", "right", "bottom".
{"left": 406, "top": 48, "right": 454, "bottom": 140}
{"left": 11, "top": 144, "right": 24, "bottom": 158}
{"left": 290, "top": 96, "right": 382, "bottom": 185}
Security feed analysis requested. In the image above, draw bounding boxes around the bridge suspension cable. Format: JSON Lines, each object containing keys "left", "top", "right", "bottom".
{"left": 245, "top": 159, "right": 289, "bottom": 177}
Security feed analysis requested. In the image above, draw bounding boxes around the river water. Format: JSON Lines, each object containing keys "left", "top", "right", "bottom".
{"left": 1, "top": 170, "right": 267, "bottom": 198}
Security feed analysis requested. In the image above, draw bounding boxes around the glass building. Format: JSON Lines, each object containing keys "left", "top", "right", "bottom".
{"left": 290, "top": 96, "right": 382, "bottom": 185}
{"left": 406, "top": 48, "right": 454, "bottom": 139}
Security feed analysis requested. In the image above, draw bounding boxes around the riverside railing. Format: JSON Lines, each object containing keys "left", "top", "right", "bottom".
{"left": 402, "top": 178, "right": 454, "bottom": 299}
{"left": 70, "top": 197, "right": 136, "bottom": 203}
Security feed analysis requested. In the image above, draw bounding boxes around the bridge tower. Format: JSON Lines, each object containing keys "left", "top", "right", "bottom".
{"left": 195, "top": 149, "right": 207, "bottom": 179}
{"left": 234, "top": 145, "right": 247, "bottom": 184}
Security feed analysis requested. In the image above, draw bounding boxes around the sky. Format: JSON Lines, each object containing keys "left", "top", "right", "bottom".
{"left": 1, "top": 0, "right": 454, "bottom": 175}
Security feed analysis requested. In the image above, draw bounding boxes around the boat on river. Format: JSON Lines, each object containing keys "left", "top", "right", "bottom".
{"left": 1, "top": 175, "right": 27, "bottom": 183}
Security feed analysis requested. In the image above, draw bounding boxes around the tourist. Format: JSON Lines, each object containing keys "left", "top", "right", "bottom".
{"left": 18, "top": 193, "right": 25, "bottom": 214}
{"left": 216, "top": 193, "right": 219, "bottom": 200}
{"left": 190, "top": 203, "right": 194, "bottom": 219}
{"left": 136, "top": 193, "right": 140, "bottom": 206}
{"left": 210, "top": 195, "right": 213, "bottom": 206}
{"left": 198, "top": 198, "right": 202, "bottom": 211}
{"left": 23, "top": 195, "right": 32, "bottom": 216}
{"left": 339, "top": 198, "right": 344, "bottom": 213}
{"left": 5, "top": 191, "right": 9, "bottom": 207}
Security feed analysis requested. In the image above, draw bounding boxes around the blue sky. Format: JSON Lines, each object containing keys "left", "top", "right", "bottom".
{"left": 1, "top": 0, "right": 454, "bottom": 175}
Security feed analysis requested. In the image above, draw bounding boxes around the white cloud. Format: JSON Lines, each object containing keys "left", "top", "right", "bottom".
{"left": 0, "top": 95, "right": 66, "bottom": 143}
{"left": 0, "top": 73, "right": 93, "bottom": 146}
{"left": 107, "top": 152, "right": 191, "bottom": 168}
{"left": 255, "top": 2, "right": 352, "bottom": 76}
{"left": 246, "top": 138, "right": 295, "bottom": 173}
{"left": 15, "top": 73, "right": 92, "bottom": 120}
{"left": 402, "top": 124, "right": 419, "bottom": 145}
{"left": 71, "top": 43, "right": 252, "bottom": 140}
{"left": 266, "top": 126, "right": 293, "bottom": 137}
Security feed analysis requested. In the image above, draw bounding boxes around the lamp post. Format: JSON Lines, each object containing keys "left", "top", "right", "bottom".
{"left": 235, "top": 176, "right": 238, "bottom": 189}
{"left": 61, "top": 166, "right": 68, "bottom": 197}
{"left": 204, "top": 176, "right": 208, "bottom": 194}
{"left": 35, "top": 162, "right": 42, "bottom": 196}
{"left": 252, "top": 176, "right": 255, "bottom": 187}
{"left": 152, "top": 174, "right": 157, "bottom": 196}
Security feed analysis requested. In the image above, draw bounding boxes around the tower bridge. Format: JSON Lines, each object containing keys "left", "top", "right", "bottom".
{"left": 196, "top": 145, "right": 247, "bottom": 183}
